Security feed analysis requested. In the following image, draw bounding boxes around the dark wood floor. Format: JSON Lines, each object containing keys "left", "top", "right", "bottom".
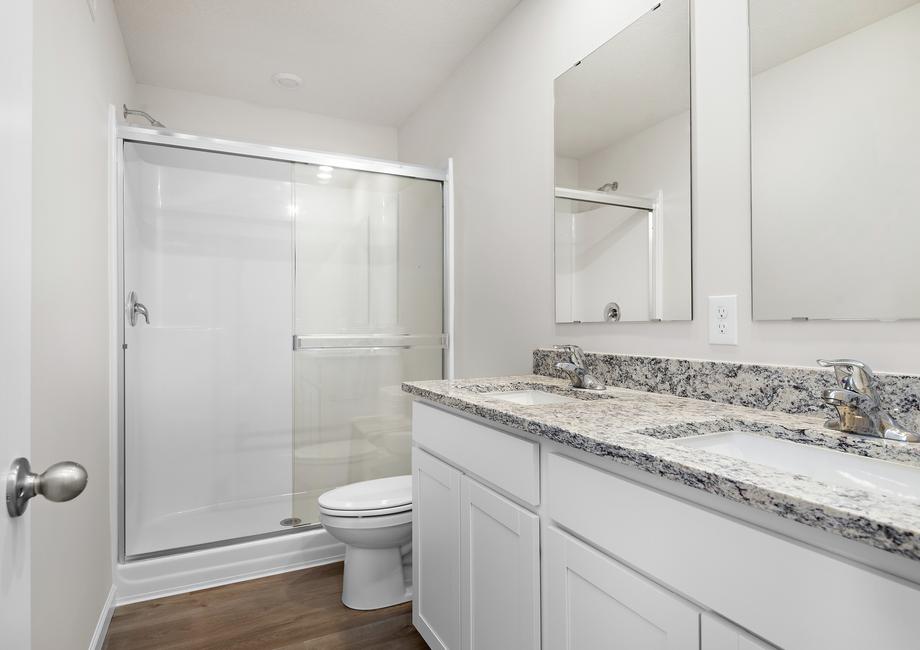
{"left": 103, "top": 562, "right": 428, "bottom": 650}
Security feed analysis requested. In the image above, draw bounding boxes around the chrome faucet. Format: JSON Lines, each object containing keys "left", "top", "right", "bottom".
{"left": 554, "top": 345, "right": 606, "bottom": 391}
{"left": 817, "top": 359, "right": 919, "bottom": 442}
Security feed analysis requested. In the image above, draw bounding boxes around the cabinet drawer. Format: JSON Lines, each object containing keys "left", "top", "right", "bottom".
{"left": 547, "top": 452, "right": 920, "bottom": 650}
{"left": 412, "top": 401, "right": 540, "bottom": 505}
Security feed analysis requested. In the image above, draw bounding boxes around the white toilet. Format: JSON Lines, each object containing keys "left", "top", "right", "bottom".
{"left": 319, "top": 475, "right": 413, "bottom": 610}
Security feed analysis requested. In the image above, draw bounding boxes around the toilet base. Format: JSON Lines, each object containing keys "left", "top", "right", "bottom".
{"left": 341, "top": 545, "right": 411, "bottom": 610}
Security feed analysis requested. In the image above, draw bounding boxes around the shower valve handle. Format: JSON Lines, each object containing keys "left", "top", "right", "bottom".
{"left": 128, "top": 291, "right": 150, "bottom": 326}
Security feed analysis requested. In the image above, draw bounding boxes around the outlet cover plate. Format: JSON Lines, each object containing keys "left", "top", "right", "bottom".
{"left": 709, "top": 295, "right": 738, "bottom": 345}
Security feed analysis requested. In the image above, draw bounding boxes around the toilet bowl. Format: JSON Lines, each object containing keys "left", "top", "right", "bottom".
{"left": 319, "top": 475, "right": 413, "bottom": 610}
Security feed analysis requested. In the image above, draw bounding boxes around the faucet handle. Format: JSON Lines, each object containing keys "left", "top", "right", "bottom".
{"left": 554, "top": 344, "right": 587, "bottom": 368}
{"left": 817, "top": 359, "right": 879, "bottom": 400}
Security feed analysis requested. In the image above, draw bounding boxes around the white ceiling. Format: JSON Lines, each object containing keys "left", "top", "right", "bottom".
{"left": 750, "top": 0, "right": 918, "bottom": 75}
{"left": 554, "top": 0, "right": 690, "bottom": 161}
{"left": 114, "top": 0, "right": 521, "bottom": 127}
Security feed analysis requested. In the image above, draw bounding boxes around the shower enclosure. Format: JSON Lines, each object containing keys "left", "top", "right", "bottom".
{"left": 118, "top": 129, "right": 450, "bottom": 560}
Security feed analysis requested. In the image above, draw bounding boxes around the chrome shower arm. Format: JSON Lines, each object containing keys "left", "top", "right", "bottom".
{"left": 123, "top": 104, "right": 165, "bottom": 128}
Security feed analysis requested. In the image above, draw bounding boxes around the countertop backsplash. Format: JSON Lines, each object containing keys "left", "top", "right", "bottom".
{"left": 533, "top": 348, "right": 920, "bottom": 431}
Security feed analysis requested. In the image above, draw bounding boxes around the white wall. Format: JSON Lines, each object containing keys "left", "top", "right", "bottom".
{"left": 399, "top": 0, "right": 920, "bottom": 376}
{"left": 752, "top": 3, "right": 920, "bottom": 320}
{"left": 135, "top": 84, "right": 399, "bottom": 160}
{"left": 31, "top": 0, "right": 135, "bottom": 648}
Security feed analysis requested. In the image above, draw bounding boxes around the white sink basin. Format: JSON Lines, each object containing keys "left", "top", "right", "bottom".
{"left": 676, "top": 431, "right": 920, "bottom": 501}
{"left": 483, "top": 389, "right": 579, "bottom": 406}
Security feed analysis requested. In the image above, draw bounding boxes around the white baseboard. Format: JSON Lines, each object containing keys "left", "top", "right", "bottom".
{"left": 89, "top": 585, "right": 117, "bottom": 650}
{"left": 116, "top": 527, "right": 344, "bottom": 605}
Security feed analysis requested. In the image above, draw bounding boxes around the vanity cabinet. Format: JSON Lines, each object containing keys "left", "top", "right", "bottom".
{"left": 412, "top": 403, "right": 541, "bottom": 650}
{"left": 411, "top": 401, "right": 920, "bottom": 650}
{"left": 545, "top": 527, "right": 700, "bottom": 649}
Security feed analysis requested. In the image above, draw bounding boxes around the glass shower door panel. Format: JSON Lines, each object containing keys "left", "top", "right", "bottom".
{"left": 292, "top": 346, "right": 441, "bottom": 524}
{"left": 292, "top": 165, "right": 444, "bottom": 525}
{"left": 123, "top": 143, "right": 294, "bottom": 556}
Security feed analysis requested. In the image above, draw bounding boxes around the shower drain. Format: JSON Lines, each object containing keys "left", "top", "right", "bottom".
{"left": 280, "top": 517, "right": 303, "bottom": 527}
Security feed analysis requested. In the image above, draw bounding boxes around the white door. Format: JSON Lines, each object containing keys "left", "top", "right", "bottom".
{"left": 701, "top": 613, "right": 775, "bottom": 650}
{"left": 545, "top": 527, "right": 700, "bottom": 649}
{"left": 0, "top": 1, "right": 33, "bottom": 647}
{"left": 460, "top": 476, "right": 540, "bottom": 650}
{"left": 413, "top": 448, "right": 462, "bottom": 650}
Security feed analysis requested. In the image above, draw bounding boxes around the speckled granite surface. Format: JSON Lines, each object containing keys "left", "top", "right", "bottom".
{"left": 403, "top": 375, "right": 920, "bottom": 561}
{"left": 533, "top": 349, "right": 920, "bottom": 431}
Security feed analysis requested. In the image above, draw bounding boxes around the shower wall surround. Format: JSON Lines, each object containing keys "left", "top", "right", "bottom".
{"left": 534, "top": 348, "right": 920, "bottom": 431}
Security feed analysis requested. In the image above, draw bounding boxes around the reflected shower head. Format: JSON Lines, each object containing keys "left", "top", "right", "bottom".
{"left": 123, "top": 104, "right": 166, "bottom": 128}
{"left": 597, "top": 181, "right": 619, "bottom": 192}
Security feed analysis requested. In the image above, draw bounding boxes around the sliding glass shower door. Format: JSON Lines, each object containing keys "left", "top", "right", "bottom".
{"left": 123, "top": 143, "right": 295, "bottom": 557}
{"left": 122, "top": 139, "right": 446, "bottom": 557}
{"left": 291, "top": 164, "right": 444, "bottom": 525}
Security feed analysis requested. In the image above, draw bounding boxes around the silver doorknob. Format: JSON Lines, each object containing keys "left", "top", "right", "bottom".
{"left": 6, "top": 458, "right": 88, "bottom": 518}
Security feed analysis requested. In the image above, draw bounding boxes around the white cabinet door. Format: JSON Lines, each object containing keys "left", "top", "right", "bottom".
{"left": 701, "top": 613, "right": 774, "bottom": 650}
{"left": 413, "top": 448, "right": 462, "bottom": 650}
{"left": 545, "top": 527, "right": 700, "bottom": 650}
{"left": 460, "top": 476, "right": 540, "bottom": 649}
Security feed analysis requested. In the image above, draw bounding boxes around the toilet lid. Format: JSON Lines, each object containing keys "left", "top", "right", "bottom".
{"left": 318, "top": 475, "right": 412, "bottom": 513}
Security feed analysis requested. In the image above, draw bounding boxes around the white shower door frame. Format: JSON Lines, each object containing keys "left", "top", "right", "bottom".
{"left": 112, "top": 124, "right": 454, "bottom": 563}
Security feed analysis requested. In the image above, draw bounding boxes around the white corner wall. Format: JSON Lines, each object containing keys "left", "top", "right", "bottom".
{"left": 134, "top": 84, "right": 398, "bottom": 160}
{"left": 398, "top": 0, "right": 920, "bottom": 376}
{"left": 31, "top": 0, "right": 134, "bottom": 648}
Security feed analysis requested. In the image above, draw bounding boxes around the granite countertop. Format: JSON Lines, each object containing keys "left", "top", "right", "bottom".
{"left": 403, "top": 374, "right": 920, "bottom": 562}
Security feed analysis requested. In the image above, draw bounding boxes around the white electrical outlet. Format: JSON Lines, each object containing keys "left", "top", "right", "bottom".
{"left": 708, "top": 295, "right": 738, "bottom": 345}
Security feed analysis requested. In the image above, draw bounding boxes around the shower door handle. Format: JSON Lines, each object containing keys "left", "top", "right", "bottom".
{"left": 128, "top": 291, "right": 150, "bottom": 326}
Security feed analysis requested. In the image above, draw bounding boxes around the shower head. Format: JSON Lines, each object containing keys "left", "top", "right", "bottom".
{"left": 123, "top": 104, "right": 166, "bottom": 128}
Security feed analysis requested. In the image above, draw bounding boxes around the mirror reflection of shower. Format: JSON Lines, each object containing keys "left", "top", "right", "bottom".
{"left": 597, "top": 180, "right": 618, "bottom": 192}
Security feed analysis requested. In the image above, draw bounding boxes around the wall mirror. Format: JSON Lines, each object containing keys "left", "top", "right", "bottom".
{"left": 554, "top": 0, "right": 691, "bottom": 324}
{"left": 751, "top": 0, "right": 920, "bottom": 320}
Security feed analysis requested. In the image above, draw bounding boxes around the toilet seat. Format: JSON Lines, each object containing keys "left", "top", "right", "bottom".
{"left": 318, "top": 475, "right": 412, "bottom": 517}
{"left": 319, "top": 509, "right": 412, "bottom": 529}
{"left": 319, "top": 502, "right": 411, "bottom": 518}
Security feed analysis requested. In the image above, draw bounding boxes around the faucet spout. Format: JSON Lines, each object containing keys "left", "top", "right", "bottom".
{"left": 817, "top": 358, "right": 919, "bottom": 442}
{"left": 553, "top": 345, "right": 605, "bottom": 390}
